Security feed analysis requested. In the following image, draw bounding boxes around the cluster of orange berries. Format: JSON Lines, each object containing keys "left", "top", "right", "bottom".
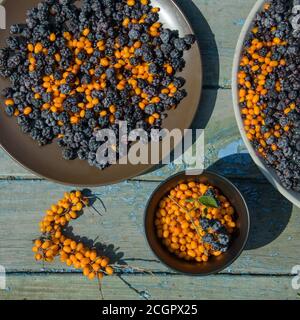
{"left": 32, "top": 191, "right": 114, "bottom": 281}
{"left": 238, "top": 3, "right": 292, "bottom": 158}
{"left": 155, "top": 181, "right": 236, "bottom": 263}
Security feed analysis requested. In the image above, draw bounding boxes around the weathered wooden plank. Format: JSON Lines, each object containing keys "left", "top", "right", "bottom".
{"left": 0, "top": 89, "right": 255, "bottom": 180}
{"left": 0, "top": 180, "right": 298, "bottom": 274}
{"left": 0, "top": 274, "right": 297, "bottom": 300}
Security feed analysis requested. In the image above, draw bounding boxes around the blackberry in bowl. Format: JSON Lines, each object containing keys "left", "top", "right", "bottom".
{"left": 232, "top": 0, "right": 300, "bottom": 207}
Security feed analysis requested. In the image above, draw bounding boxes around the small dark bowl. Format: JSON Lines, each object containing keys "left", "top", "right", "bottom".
{"left": 144, "top": 170, "right": 250, "bottom": 275}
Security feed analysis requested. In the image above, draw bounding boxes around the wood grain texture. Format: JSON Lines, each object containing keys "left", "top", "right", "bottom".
{"left": 0, "top": 180, "right": 298, "bottom": 275}
{"left": 0, "top": 274, "right": 297, "bottom": 300}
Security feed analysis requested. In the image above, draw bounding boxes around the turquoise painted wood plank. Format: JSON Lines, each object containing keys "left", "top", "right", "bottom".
{"left": 0, "top": 274, "right": 297, "bottom": 300}
{"left": 0, "top": 180, "right": 298, "bottom": 274}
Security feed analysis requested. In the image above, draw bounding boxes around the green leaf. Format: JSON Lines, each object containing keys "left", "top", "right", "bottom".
{"left": 199, "top": 196, "right": 220, "bottom": 208}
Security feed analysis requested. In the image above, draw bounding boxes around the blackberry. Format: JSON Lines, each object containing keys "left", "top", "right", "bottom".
{"left": 129, "top": 57, "right": 139, "bottom": 66}
{"left": 78, "top": 148, "right": 88, "bottom": 160}
{"left": 2, "top": 87, "right": 14, "bottom": 98}
{"left": 144, "top": 104, "right": 156, "bottom": 115}
{"left": 199, "top": 218, "right": 210, "bottom": 231}
{"left": 62, "top": 148, "right": 76, "bottom": 160}
{"left": 173, "top": 77, "right": 185, "bottom": 88}
{"left": 218, "top": 233, "right": 230, "bottom": 246}
{"left": 106, "top": 68, "right": 115, "bottom": 79}
{"left": 173, "top": 38, "right": 188, "bottom": 51}
{"left": 10, "top": 24, "right": 24, "bottom": 35}
{"left": 174, "top": 90, "right": 187, "bottom": 102}
{"left": 184, "top": 34, "right": 196, "bottom": 46}
{"left": 7, "top": 54, "right": 22, "bottom": 69}
{"left": 5, "top": 106, "right": 15, "bottom": 117}
{"left": 202, "top": 234, "right": 214, "bottom": 245}
{"left": 6, "top": 36, "right": 20, "bottom": 50}
{"left": 128, "top": 29, "right": 141, "bottom": 40}
{"left": 209, "top": 219, "right": 223, "bottom": 232}
{"left": 98, "top": 117, "right": 109, "bottom": 128}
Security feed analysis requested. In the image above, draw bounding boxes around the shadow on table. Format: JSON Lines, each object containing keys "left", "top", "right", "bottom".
{"left": 141, "top": 0, "right": 220, "bottom": 176}
{"left": 176, "top": 0, "right": 220, "bottom": 130}
{"left": 208, "top": 153, "right": 293, "bottom": 250}
{"left": 63, "top": 189, "right": 126, "bottom": 264}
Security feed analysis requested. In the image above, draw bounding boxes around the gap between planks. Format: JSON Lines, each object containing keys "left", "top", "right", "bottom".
{"left": 0, "top": 176, "right": 269, "bottom": 183}
{"left": 4, "top": 271, "right": 296, "bottom": 277}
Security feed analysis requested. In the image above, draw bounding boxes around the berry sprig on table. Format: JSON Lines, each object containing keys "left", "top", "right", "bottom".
{"left": 32, "top": 190, "right": 114, "bottom": 281}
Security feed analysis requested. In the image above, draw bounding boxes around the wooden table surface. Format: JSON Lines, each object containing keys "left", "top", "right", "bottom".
{"left": 0, "top": 0, "right": 300, "bottom": 300}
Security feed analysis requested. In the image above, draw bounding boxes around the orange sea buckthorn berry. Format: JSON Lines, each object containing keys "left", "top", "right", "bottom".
{"left": 82, "top": 28, "right": 90, "bottom": 36}
{"left": 101, "top": 258, "right": 109, "bottom": 268}
{"left": 5, "top": 99, "right": 14, "bottom": 106}
{"left": 49, "top": 33, "right": 56, "bottom": 42}
{"left": 100, "top": 58, "right": 110, "bottom": 67}
{"left": 34, "top": 42, "right": 43, "bottom": 54}
{"left": 23, "top": 107, "right": 33, "bottom": 115}
{"left": 88, "top": 272, "right": 96, "bottom": 281}
{"left": 127, "top": 0, "right": 135, "bottom": 6}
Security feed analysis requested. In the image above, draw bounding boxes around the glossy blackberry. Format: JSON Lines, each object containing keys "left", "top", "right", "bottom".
{"left": 202, "top": 234, "right": 214, "bottom": 245}
{"left": 199, "top": 218, "right": 210, "bottom": 231}
{"left": 184, "top": 34, "right": 196, "bottom": 46}
{"left": 218, "top": 233, "right": 230, "bottom": 246}
{"left": 62, "top": 148, "right": 76, "bottom": 160}
{"left": 209, "top": 219, "right": 223, "bottom": 232}
{"left": 5, "top": 106, "right": 15, "bottom": 117}
{"left": 10, "top": 24, "right": 24, "bottom": 35}
{"left": 144, "top": 104, "right": 156, "bottom": 115}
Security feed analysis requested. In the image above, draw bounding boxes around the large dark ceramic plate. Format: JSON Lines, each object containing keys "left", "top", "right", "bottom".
{"left": 0, "top": 0, "right": 202, "bottom": 186}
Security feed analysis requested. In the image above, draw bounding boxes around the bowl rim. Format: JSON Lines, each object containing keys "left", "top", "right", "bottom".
{"left": 143, "top": 170, "right": 250, "bottom": 276}
{"left": 231, "top": 0, "right": 300, "bottom": 208}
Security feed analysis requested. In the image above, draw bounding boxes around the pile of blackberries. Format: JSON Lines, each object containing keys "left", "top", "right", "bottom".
{"left": 200, "top": 218, "right": 231, "bottom": 253}
{"left": 239, "top": 0, "right": 300, "bottom": 191}
{"left": 0, "top": 0, "right": 196, "bottom": 169}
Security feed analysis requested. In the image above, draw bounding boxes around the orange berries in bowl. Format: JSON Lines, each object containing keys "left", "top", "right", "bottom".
{"left": 144, "top": 171, "right": 250, "bottom": 275}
